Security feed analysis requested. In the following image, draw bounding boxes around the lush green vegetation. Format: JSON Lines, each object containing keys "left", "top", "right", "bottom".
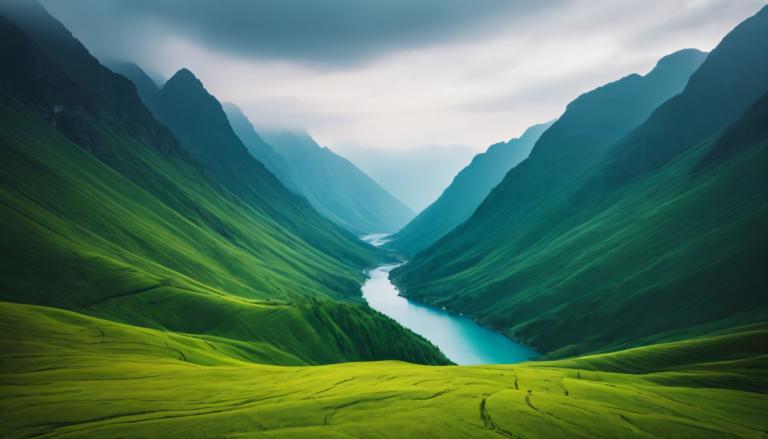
{"left": 390, "top": 121, "right": 552, "bottom": 256}
{"left": 393, "top": 9, "right": 768, "bottom": 357}
{"left": 0, "top": 94, "right": 448, "bottom": 364}
{"left": 1, "top": 300, "right": 765, "bottom": 438}
{"left": 0, "top": 2, "right": 765, "bottom": 438}
{"left": 0, "top": 5, "right": 448, "bottom": 367}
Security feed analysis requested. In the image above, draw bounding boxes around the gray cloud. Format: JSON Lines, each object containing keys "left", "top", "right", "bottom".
{"left": 41, "top": 0, "right": 556, "bottom": 66}
{"left": 38, "top": 0, "right": 767, "bottom": 152}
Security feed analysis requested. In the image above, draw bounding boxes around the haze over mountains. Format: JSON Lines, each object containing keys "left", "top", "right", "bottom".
{"left": 256, "top": 127, "right": 414, "bottom": 234}
{"left": 1, "top": 1, "right": 767, "bottom": 437}
{"left": 335, "top": 144, "right": 475, "bottom": 212}
{"left": 390, "top": 121, "right": 553, "bottom": 255}
{"left": 108, "top": 62, "right": 416, "bottom": 235}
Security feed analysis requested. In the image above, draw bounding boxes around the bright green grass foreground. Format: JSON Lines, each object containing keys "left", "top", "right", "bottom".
{"left": 2, "top": 301, "right": 766, "bottom": 439}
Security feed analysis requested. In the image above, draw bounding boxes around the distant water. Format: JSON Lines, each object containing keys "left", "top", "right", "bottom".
{"left": 361, "top": 235, "right": 538, "bottom": 365}
{"left": 360, "top": 233, "right": 392, "bottom": 247}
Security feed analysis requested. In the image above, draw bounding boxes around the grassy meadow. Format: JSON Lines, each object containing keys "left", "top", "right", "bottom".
{"left": 2, "top": 301, "right": 766, "bottom": 438}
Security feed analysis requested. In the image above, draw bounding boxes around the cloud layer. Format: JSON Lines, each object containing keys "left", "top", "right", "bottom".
{"left": 42, "top": 0, "right": 767, "bottom": 151}
{"left": 43, "top": 0, "right": 553, "bottom": 65}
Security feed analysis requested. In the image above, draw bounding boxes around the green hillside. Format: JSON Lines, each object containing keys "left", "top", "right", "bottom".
{"left": 1, "top": 300, "right": 765, "bottom": 438}
{"left": 392, "top": 8, "right": 768, "bottom": 357}
{"left": 390, "top": 121, "right": 553, "bottom": 255}
{"left": 1, "top": 2, "right": 766, "bottom": 437}
{"left": 0, "top": 5, "right": 448, "bottom": 366}
{"left": 260, "top": 128, "right": 415, "bottom": 234}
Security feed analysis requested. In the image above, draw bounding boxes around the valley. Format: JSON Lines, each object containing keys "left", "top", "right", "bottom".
{"left": 0, "top": 1, "right": 766, "bottom": 438}
{"left": 360, "top": 231, "right": 538, "bottom": 365}
{"left": 363, "top": 263, "right": 538, "bottom": 364}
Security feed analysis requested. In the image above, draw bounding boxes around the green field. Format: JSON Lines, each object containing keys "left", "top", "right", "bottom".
{"left": 2, "top": 300, "right": 766, "bottom": 438}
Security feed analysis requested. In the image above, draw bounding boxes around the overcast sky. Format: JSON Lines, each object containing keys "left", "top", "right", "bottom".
{"left": 43, "top": 0, "right": 766, "bottom": 151}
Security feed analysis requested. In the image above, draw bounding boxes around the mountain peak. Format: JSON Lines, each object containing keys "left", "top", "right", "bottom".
{"left": 649, "top": 48, "right": 708, "bottom": 76}
{"left": 166, "top": 68, "right": 204, "bottom": 90}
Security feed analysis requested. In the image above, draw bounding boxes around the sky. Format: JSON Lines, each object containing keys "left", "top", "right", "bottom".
{"left": 43, "top": 0, "right": 766, "bottom": 151}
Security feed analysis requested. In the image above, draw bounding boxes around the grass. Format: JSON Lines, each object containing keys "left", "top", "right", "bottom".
{"left": 398, "top": 129, "right": 768, "bottom": 357}
{"left": 1, "top": 8, "right": 765, "bottom": 437}
{"left": 0, "top": 94, "right": 449, "bottom": 366}
{"left": 1, "top": 300, "right": 765, "bottom": 438}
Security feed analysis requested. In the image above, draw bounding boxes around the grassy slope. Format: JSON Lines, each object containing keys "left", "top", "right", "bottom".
{"left": 390, "top": 122, "right": 552, "bottom": 256}
{"left": 1, "top": 300, "right": 765, "bottom": 438}
{"left": 0, "top": 92, "right": 448, "bottom": 366}
{"left": 0, "top": 98, "right": 370, "bottom": 304}
{"left": 392, "top": 11, "right": 768, "bottom": 356}
{"left": 145, "top": 68, "right": 382, "bottom": 261}
{"left": 394, "top": 108, "right": 768, "bottom": 357}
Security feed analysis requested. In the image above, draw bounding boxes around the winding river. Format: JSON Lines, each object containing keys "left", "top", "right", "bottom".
{"left": 361, "top": 234, "right": 538, "bottom": 365}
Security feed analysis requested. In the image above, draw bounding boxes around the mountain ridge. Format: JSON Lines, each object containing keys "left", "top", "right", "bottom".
{"left": 392, "top": 10, "right": 767, "bottom": 357}
{"left": 258, "top": 127, "right": 415, "bottom": 234}
{"left": 390, "top": 121, "right": 553, "bottom": 255}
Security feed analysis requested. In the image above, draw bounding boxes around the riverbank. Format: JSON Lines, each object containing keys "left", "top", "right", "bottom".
{"left": 361, "top": 262, "right": 537, "bottom": 365}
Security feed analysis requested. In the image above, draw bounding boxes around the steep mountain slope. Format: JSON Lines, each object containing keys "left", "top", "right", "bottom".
{"left": 0, "top": 3, "right": 448, "bottom": 366}
{"left": 393, "top": 8, "right": 768, "bottom": 357}
{"left": 0, "top": 0, "right": 178, "bottom": 154}
{"left": 335, "top": 144, "right": 476, "bottom": 212}
{"left": 222, "top": 102, "right": 299, "bottom": 190}
{"left": 105, "top": 61, "right": 160, "bottom": 104}
{"left": 437, "top": 48, "right": 707, "bottom": 241}
{"left": 259, "top": 128, "right": 415, "bottom": 234}
{"left": 2, "top": 300, "right": 765, "bottom": 437}
{"left": 146, "top": 69, "right": 387, "bottom": 256}
{"left": 390, "top": 121, "right": 553, "bottom": 255}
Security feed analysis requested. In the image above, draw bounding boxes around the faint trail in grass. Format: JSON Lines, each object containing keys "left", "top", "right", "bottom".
{"left": 479, "top": 393, "right": 520, "bottom": 438}
{"left": 524, "top": 390, "right": 540, "bottom": 413}
{"left": 32, "top": 389, "right": 307, "bottom": 439}
{"left": 618, "top": 413, "right": 643, "bottom": 434}
{"left": 83, "top": 283, "right": 166, "bottom": 308}
{"left": 312, "top": 377, "right": 357, "bottom": 396}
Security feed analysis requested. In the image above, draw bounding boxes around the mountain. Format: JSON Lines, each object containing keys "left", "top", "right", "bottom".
{"left": 392, "top": 8, "right": 768, "bottom": 357}
{"left": 334, "top": 144, "right": 476, "bottom": 212}
{"left": 0, "top": 0, "right": 178, "bottom": 154}
{"left": 105, "top": 61, "right": 160, "bottom": 104}
{"left": 0, "top": 1, "right": 448, "bottom": 366}
{"left": 464, "top": 48, "right": 708, "bottom": 230}
{"left": 222, "top": 102, "right": 298, "bottom": 190}
{"left": 258, "top": 128, "right": 415, "bottom": 234}
{"left": 390, "top": 121, "right": 553, "bottom": 255}
{"left": 2, "top": 2, "right": 767, "bottom": 437}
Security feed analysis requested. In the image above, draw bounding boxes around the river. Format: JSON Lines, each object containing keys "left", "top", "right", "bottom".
{"left": 361, "top": 234, "right": 538, "bottom": 365}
